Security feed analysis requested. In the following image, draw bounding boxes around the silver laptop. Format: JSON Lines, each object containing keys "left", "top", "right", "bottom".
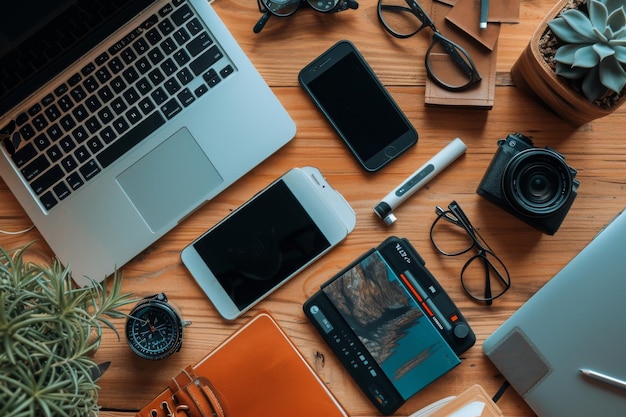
{"left": 484, "top": 208, "right": 626, "bottom": 416}
{"left": 0, "top": 0, "right": 296, "bottom": 286}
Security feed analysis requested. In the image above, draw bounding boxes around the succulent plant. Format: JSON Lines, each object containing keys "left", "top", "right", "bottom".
{"left": 547, "top": 0, "right": 626, "bottom": 102}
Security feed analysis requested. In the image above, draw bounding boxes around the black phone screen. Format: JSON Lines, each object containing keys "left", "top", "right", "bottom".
{"left": 192, "top": 180, "right": 330, "bottom": 310}
{"left": 305, "top": 48, "right": 415, "bottom": 168}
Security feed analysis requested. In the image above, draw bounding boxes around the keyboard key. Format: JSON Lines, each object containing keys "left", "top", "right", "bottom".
{"left": 87, "top": 137, "right": 104, "bottom": 154}
{"left": 15, "top": 112, "right": 29, "bottom": 126}
{"left": 146, "top": 28, "right": 162, "bottom": 45}
{"left": 32, "top": 115, "right": 48, "bottom": 131}
{"left": 45, "top": 105, "right": 62, "bottom": 122}
{"left": 133, "top": 38, "right": 149, "bottom": 55}
{"left": 58, "top": 95, "right": 74, "bottom": 112}
{"left": 112, "top": 116, "right": 130, "bottom": 134}
{"left": 74, "top": 145, "right": 91, "bottom": 163}
{"left": 11, "top": 142, "right": 37, "bottom": 167}
{"left": 70, "top": 85, "right": 87, "bottom": 102}
{"left": 173, "top": 28, "right": 190, "bottom": 46}
{"left": 47, "top": 123, "right": 63, "bottom": 141}
{"left": 84, "top": 76, "right": 99, "bottom": 93}
{"left": 28, "top": 103, "right": 42, "bottom": 116}
{"left": 123, "top": 67, "right": 139, "bottom": 84}
{"left": 161, "top": 37, "right": 177, "bottom": 55}
{"left": 151, "top": 87, "right": 168, "bottom": 105}
{"left": 80, "top": 159, "right": 101, "bottom": 181}
{"left": 111, "top": 97, "right": 128, "bottom": 115}
{"left": 60, "top": 115, "right": 76, "bottom": 132}
{"left": 53, "top": 182, "right": 71, "bottom": 200}
{"left": 67, "top": 172, "right": 84, "bottom": 190}
{"left": 186, "top": 18, "right": 203, "bottom": 36}
{"left": 149, "top": 68, "right": 165, "bottom": 85}
{"left": 33, "top": 134, "right": 51, "bottom": 151}
{"left": 59, "top": 136, "right": 76, "bottom": 153}
{"left": 47, "top": 145, "right": 63, "bottom": 162}
{"left": 72, "top": 104, "right": 88, "bottom": 122}
{"left": 176, "top": 68, "right": 194, "bottom": 85}
{"left": 96, "top": 67, "right": 112, "bottom": 83}
{"left": 190, "top": 46, "right": 224, "bottom": 76}
{"left": 19, "top": 124, "right": 35, "bottom": 140}
{"left": 68, "top": 73, "right": 82, "bottom": 86}
{"left": 85, "top": 96, "right": 102, "bottom": 113}
{"left": 123, "top": 87, "right": 140, "bottom": 105}
{"left": 177, "top": 88, "right": 195, "bottom": 107}
{"left": 164, "top": 78, "right": 181, "bottom": 95}
{"left": 61, "top": 155, "right": 78, "bottom": 172}
{"left": 220, "top": 65, "right": 235, "bottom": 78}
{"left": 97, "top": 112, "right": 165, "bottom": 168}
{"left": 187, "top": 32, "right": 213, "bottom": 57}
{"left": 72, "top": 126, "right": 89, "bottom": 144}
{"left": 31, "top": 164, "right": 63, "bottom": 194}
{"left": 40, "top": 191, "right": 58, "bottom": 210}
{"left": 171, "top": 4, "right": 193, "bottom": 26}
{"left": 21, "top": 154, "right": 50, "bottom": 181}
{"left": 98, "top": 106, "right": 114, "bottom": 124}
{"left": 138, "top": 97, "right": 156, "bottom": 115}
{"left": 108, "top": 57, "right": 125, "bottom": 74}
{"left": 161, "top": 98, "right": 182, "bottom": 119}
{"left": 148, "top": 47, "right": 165, "bottom": 65}
{"left": 85, "top": 116, "right": 102, "bottom": 135}
{"left": 100, "top": 126, "right": 117, "bottom": 144}
{"left": 98, "top": 86, "right": 114, "bottom": 103}
{"left": 158, "top": 18, "right": 175, "bottom": 36}
{"left": 111, "top": 76, "right": 127, "bottom": 94}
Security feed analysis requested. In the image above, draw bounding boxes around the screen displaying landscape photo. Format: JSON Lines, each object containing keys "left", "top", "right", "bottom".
{"left": 322, "top": 250, "right": 459, "bottom": 399}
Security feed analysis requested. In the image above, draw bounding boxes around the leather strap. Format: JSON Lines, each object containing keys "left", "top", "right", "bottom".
{"left": 137, "top": 366, "right": 225, "bottom": 417}
{"left": 169, "top": 366, "right": 224, "bottom": 417}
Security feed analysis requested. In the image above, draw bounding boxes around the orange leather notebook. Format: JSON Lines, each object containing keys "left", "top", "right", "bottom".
{"left": 137, "top": 312, "right": 347, "bottom": 417}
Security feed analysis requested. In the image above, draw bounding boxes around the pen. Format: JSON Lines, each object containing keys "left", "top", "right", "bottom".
{"left": 480, "top": 0, "right": 489, "bottom": 29}
{"left": 373, "top": 138, "right": 467, "bottom": 225}
{"left": 579, "top": 369, "right": 626, "bottom": 390}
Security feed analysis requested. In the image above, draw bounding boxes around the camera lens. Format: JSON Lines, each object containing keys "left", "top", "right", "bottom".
{"left": 502, "top": 148, "right": 573, "bottom": 217}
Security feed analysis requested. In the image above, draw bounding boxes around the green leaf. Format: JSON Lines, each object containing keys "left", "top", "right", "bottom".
{"left": 593, "top": 42, "right": 617, "bottom": 60}
{"left": 589, "top": 0, "right": 609, "bottom": 33}
{"left": 549, "top": 12, "right": 599, "bottom": 44}
{"left": 599, "top": 56, "right": 626, "bottom": 92}
{"left": 582, "top": 66, "right": 607, "bottom": 101}
{"left": 607, "top": 5, "right": 626, "bottom": 32}
{"left": 554, "top": 44, "right": 580, "bottom": 65}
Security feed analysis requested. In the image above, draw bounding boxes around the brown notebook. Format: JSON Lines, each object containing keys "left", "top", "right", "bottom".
{"left": 137, "top": 312, "right": 347, "bottom": 417}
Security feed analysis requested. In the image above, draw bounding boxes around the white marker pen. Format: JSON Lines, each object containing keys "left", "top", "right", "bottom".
{"left": 373, "top": 138, "right": 467, "bottom": 225}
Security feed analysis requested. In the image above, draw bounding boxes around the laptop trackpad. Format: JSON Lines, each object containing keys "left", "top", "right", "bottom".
{"left": 117, "top": 127, "right": 223, "bottom": 232}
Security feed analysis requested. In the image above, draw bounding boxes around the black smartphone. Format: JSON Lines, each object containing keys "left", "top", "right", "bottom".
{"left": 299, "top": 40, "right": 418, "bottom": 172}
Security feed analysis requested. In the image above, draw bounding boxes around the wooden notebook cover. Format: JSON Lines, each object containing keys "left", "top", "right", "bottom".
{"left": 137, "top": 312, "right": 347, "bottom": 417}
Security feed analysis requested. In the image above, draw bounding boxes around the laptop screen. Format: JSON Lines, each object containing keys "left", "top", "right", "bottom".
{"left": 0, "top": 0, "right": 156, "bottom": 117}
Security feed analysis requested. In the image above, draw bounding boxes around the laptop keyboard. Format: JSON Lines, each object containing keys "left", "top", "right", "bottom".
{"left": 3, "top": 0, "right": 235, "bottom": 211}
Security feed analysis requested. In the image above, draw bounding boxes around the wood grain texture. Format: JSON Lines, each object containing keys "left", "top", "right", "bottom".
{"left": 1, "top": 0, "right": 625, "bottom": 416}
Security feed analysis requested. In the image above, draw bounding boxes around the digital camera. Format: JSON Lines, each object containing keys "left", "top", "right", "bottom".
{"left": 476, "top": 133, "right": 579, "bottom": 235}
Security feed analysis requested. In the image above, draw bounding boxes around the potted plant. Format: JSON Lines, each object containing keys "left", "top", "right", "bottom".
{"left": 0, "top": 245, "right": 136, "bottom": 417}
{"left": 511, "top": 0, "right": 626, "bottom": 126}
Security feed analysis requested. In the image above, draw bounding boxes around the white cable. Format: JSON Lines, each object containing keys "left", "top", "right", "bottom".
{"left": 0, "top": 224, "right": 35, "bottom": 235}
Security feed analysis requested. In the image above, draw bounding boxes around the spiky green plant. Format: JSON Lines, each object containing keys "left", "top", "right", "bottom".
{"left": 547, "top": 0, "right": 626, "bottom": 102}
{"left": 0, "top": 245, "right": 136, "bottom": 417}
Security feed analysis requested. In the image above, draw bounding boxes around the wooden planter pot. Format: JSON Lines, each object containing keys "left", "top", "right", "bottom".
{"left": 511, "top": 0, "right": 626, "bottom": 126}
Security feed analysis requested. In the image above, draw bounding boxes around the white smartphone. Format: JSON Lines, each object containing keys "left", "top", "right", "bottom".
{"left": 181, "top": 167, "right": 356, "bottom": 320}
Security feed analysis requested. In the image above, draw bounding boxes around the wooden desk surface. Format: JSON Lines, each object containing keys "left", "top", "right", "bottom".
{"left": 1, "top": 0, "right": 625, "bottom": 416}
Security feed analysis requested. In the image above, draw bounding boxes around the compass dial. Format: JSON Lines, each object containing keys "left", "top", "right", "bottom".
{"left": 125, "top": 298, "right": 183, "bottom": 360}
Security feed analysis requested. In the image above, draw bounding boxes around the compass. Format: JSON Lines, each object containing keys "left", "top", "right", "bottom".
{"left": 125, "top": 293, "right": 188, "bottom": 360}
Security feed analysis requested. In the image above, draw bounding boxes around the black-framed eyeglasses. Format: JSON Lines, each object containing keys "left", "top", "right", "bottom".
{"left": 254, "top": 0, "right": 359, "bottom": 33}
{"left": 430, "top": 201, "right": 510, "bottom": 305}
{"left": 377, "top": 0, "right": 481, "bottom": 91}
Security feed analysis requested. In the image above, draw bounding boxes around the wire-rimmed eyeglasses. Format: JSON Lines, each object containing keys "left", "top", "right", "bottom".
{"left": 429, "top": 201, "right": 510, "bottom": 305}
{"left": 254, "top": 0, "right": 359, "bottom": 33}
{"left": 377, "top": 0, "right": 481, "bottom": 91}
